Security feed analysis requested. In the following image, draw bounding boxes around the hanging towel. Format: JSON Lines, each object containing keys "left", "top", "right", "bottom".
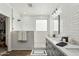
{"left": 18, "top": 31, "right": 27, "bottom": 42}
{"left": 18, "top": 31, "right": 22, "bottom": 41}
{"left": 22, "top": 31, "right": 27, "bottom": 41}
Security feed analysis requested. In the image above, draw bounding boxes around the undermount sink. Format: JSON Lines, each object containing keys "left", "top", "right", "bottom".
{"left": 66, "top": 48, "right": 79, "bottom": 55}
{"left": 56, "top": 42, "right": 67, "bottom": 47}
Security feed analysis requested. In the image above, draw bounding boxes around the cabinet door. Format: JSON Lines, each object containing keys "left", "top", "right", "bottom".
{"left": 46, "top": 40, "right": 52, "bottom": 56}
{"left": 52, "top": 46, "right": 64, "bottom": 56}
{"left": 46, "top": 39, "right": 66, "bottom": 56}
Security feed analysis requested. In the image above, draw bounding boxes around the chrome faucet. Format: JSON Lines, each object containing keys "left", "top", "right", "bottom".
{"left": 61, "top": 37, "right": 68, "bottom": 42}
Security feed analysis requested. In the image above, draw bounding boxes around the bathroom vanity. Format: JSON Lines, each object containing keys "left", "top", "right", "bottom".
{"left": 46, "top": 38, "right": 66, "bottom": 56}
{"left": 46, "top": 36, "right": 79, "bottom": 56}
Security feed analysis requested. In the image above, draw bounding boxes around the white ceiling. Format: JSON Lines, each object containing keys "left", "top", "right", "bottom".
{"left": 9, "top": 3, "right": 58, "bottom": 16}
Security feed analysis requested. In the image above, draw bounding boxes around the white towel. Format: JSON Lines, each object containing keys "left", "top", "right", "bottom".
{"left": 18, "top": 31, "right": 22, "bottom": 41}
{"left": 22, "top": 31, "right": 27, "bottom": 41}
{"left": 18, "top": 31, "right": 27, "bottom": 41}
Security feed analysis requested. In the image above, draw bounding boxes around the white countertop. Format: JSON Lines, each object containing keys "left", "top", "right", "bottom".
{"left": 46, "top": 36, "right": 79, "bottom": 56}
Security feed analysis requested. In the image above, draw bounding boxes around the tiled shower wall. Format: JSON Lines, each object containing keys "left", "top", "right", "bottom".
{"left": 12, "top": 15, "right": 49, "bottom": 49}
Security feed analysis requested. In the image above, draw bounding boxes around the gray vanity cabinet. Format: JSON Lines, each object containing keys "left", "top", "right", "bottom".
{"left": 46, "top": 39, "right": 66, "bottom": 56}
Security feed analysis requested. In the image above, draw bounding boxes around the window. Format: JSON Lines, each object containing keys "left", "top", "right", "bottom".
{"left": 36, "top": 20, "right": 47, "bottom": 31}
